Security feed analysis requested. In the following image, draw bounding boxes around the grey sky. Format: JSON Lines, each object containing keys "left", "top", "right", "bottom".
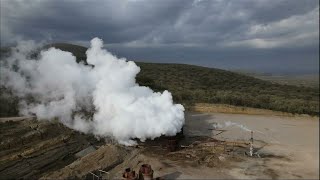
{"left": 1, "top": 0, "right": 319, "bottom": 74}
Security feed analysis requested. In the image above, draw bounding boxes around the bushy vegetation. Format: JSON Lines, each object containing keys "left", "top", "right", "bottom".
{"left": 136, "top": 63, "right": 319, "bottom": 116}
{"left": 0, "top": 87, "right": 19, "bottom": 117}
{"left": 0, "top": 44, "right": 318, "bottom": 116}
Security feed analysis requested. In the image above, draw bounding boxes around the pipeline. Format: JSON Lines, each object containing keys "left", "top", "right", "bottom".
{"left": 123, "top": 164, "right": 154, "bottom": 180}
{"left": 123, "top": 168, "right": 138, "bottom": 180}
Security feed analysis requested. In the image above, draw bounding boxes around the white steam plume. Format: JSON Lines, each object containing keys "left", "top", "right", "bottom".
{"left": 212, "top": 121, "right": 251, "bottom": 132}
{"left": 0, "top": 38, "right": 185, "bottom": 145}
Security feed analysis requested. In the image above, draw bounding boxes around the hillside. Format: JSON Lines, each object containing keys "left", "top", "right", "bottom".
{"left": 233, "top": 70, "right": 319, "bottom": 88}
{"left": 0, "top": 44, "right": 319, "bottom": 116}
{"left": 254, "top": 74, "right": 319, "bottom": 88}
{"left": 136, "top": 63, "right": 319, "bottom": 115}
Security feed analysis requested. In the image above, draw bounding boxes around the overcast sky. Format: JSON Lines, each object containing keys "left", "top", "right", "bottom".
{"left": 1, "top": 0, "right": 319, "bottom": 74}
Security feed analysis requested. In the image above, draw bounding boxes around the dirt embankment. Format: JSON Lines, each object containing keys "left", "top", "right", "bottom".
{"left": 41, "top": 144, "right": 128, "bottom": 179}
{"left": 0, "top": 117, "right": 102, "bottom": 179}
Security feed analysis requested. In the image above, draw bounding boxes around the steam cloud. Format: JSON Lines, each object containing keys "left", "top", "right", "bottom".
{"left": 212, "top": 121, "right": 251, "bottom": 132}
{"left": 0, "top": 38, "right": 185, "bottom": 145}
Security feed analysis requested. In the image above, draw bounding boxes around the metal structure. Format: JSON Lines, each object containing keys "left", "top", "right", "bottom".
{"left": 86, "top": 170, "right": 109, "bottom": 180}
{"left": 167, "top": 138, "right": 178, "bottom": 152}
{"left": 88, "top": 172, "right": 100, "bottom": 180}
{"left": 139, "top": 164, "right": 154, "bottom": 180}
{"left": 249, "top": 131, "right": 253, "bottom": 157}
{"left": 166, "top": 127, "right": 184, "bottom": 152}
{"left": 123, "top": 168, "right": 138, "bottom": 180}
{"left": 99, "top": 170, "right": 110, "bottom": 180}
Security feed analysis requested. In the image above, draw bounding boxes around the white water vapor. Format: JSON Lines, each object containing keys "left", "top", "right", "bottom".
{"left": 212, "top": 121, "right": 251, "bottom": 132}
{"left": 0, "top": 37, "right": 185, "bottom": 145}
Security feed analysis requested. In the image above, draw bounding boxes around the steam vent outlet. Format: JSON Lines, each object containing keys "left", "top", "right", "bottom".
{"left": 123, "top": 168, "right": 138, "bottom": 180}
{"left": 167, "top": 127, "right": 184, "bottom": 152}
{"left": 139, "top": 164, "right": 154, "bottom": 180}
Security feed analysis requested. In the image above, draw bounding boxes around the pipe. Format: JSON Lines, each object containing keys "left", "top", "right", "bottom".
{"left": 123, "top": 168, "right": 138, "bottom": 180}
{"left": 249, "top": 131, "right": 253, "bottom": 157}
{"left": 139, "top": 164, "right": 154, "bottom": 180}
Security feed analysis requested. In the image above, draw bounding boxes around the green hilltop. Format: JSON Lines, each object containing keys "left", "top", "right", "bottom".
{"left": 0, "top": 44, "right": 319, "bottom": 116}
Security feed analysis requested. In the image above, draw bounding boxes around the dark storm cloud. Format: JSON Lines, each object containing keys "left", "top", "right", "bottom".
{"left": 1, "top": 0, "right": 191, "bottom": 43}
{"left": 1, "top": 0, "right": 319, "bottom": 74}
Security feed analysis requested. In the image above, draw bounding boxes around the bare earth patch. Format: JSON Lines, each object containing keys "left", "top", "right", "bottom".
{"left": 1, "top": 111, "right": 318, "bottom": 179}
